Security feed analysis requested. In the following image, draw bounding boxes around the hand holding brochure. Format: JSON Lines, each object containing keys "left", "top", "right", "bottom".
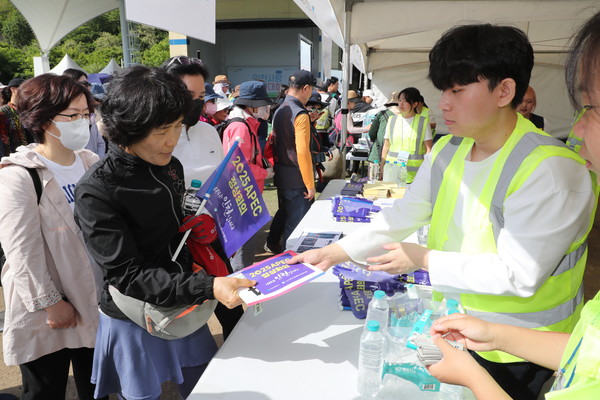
{"left": 229, "top": 250, "right": 324, "bottom": 306}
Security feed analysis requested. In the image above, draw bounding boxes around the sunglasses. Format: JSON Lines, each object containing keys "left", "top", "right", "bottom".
{"left": 307, "top": 107, "right": 322, "bottom": 113}
{"left": 166, "top": 56, "right": 206, "bottom": 68}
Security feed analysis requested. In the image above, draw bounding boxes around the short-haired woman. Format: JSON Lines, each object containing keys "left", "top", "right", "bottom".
{"left": 74, "top": 66, "right": 254, "bottom": 400}
{"left": 0, "top": 74, "right": 103, "bottom": 399}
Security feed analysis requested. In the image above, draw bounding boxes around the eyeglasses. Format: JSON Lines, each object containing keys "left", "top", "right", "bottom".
{"left": 307, "top": 107, "right": 321, "bottom": 113}
{"left": 56, "top": 113, "right": 91, "bottom": 121}
{"left": 573, "top": 105, "right": 596, "bottom": 125}
{"left": 166, "top": 56, "right": 206, "bottom": 68}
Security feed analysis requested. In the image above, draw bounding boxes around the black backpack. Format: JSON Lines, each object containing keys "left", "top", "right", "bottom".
{"left": 0, "top": 167, "right": 41, "bottom": 286}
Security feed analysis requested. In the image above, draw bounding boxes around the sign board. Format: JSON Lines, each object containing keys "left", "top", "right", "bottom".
{"left": 227, "top": 67, "right": 298, "bottom": 97}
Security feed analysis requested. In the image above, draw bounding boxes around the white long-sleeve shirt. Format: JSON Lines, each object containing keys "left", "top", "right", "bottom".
{"left": 337, "top": 149, "right": 595, "bottom": 298}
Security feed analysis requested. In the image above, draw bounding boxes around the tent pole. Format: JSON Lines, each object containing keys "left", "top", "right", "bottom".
{"left": 118, "top": 0, "right": 131, "bottom": 68}
{"left": 341, "top": 2, "right": 353, "bottom": 167}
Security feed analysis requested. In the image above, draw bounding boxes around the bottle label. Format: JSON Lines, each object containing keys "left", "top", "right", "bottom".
{"left": 382, "top": 362, "right": 440, "bottom": 392}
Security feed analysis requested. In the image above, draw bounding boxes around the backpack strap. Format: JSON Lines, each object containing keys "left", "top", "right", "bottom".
{"left": 26, "top": 167, "right": 42, "bottom": 205}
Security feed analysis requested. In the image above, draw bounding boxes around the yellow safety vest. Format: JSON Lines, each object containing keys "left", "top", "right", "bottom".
{"left": 428, "top": 114, "right": 595, "bottom": 363}
{"left": 385, "top": 112, "right": 428, "bottom": 183}
{"left": 546, "top": 291, "right": 600, "bottom": 399}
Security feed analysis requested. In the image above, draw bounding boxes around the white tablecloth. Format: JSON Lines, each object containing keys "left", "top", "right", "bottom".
{"left": 190, "top": 181, "right": 418, "bottom": 399}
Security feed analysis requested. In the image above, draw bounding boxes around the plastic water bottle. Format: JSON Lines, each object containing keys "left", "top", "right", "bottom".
{"left": 446, "top": 299, "right": 461, "bottom": 315}
{"left": 366, "top": 290, "right": 389, "bottom": 332}
{"left": 182, "top": 179, "right": 202, "bottom": 216}
{"left": 397, "top": 160, "right": 407, "bottom": 187}
{"left": 417, "top": 224, "right": 429, "bottom": 246}
{"left": 369, "top": 160, "right": 380, "bottom": 182}
{"left": 357, "top": 320, "right": 385, "bottom": 398}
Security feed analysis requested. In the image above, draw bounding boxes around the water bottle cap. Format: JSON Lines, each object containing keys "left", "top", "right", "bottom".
{"left": 373, "top": 290, "right": 385, "bottom": 300}
{"left": 447, "top": 299, "right": 459, "bottom": 307}
{"left": 374, "top": 160, "right": 379, "bottom": 164}
{"left": 366, "top": 320, "right": 380, "bottom": 332}
{"left": 191, "top": 179, "right": 202, "bottom": 188}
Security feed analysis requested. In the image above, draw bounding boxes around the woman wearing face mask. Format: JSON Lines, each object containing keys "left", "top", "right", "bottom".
{"left": 0, "top": 74, "right": 105, "bottom": 399}
{"left": 199, "top": 83, "right": 224, "bottom": 126}
{"left": 222, "top": 80, "right": 274, "bottom": 271}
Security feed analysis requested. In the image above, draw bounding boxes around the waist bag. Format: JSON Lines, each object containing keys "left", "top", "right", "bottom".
{"left": 108, "top": 272, "right": 217, "bottom": 340}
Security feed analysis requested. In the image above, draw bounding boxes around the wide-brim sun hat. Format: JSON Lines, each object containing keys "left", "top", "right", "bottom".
{"left": 233, "top": 81, "right": 274, "bottom": 107}
{"left": 306, "top": 90, "right": 329, "bottom": 107}
{"left": 215, "top": 97, "right": 231, "bottom": 112}
{"left": 384, "top": 91, "right": 401, "bottom": 107}
{"left": 204, "top": 83, "right": 223, "bottom": 102}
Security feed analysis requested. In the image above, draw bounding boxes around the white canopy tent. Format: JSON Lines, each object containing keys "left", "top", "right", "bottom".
{"left": 49, "top": 53, "right": 87, "bottom": 75}
{"left": 100, "top": 58, "right": 122, "bottom": 74}
{"left": 293, "top": 0, "right": 600, "bottom": 138}
{"left": 10, "top": 0, "right": 216, "bottom": 72}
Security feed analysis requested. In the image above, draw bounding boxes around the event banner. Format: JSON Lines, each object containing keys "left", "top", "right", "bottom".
{"left": 197, "top": 146, "right": 271, "bottom": 257}
{"left": 229, "top": 251, "right": 324, "bottom": 306}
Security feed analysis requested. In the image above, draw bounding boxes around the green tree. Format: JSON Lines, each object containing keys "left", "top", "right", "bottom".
{"left": 1, "top": 10, "right": 34, "bottom": 47}
{"left": 141, "top": 39, "right": 169, "bottom": 67}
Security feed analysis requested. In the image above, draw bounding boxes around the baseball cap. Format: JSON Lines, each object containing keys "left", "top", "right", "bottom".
{"left": 289, "top": 70, "right": 317, "bottom": 87}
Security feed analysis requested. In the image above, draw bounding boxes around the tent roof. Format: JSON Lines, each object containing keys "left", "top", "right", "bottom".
{"left": 100, "top": 58, "right": 122, "bottom": 74}
{"left": 294, "top": 0, "right": 600, "bottom": 136}
{"left": 49, "top": 53, "right": 87, "bottom": 75}
{"left": 11, "top": 0, "right": 119, "bottom": 53}
{"left": 11, "top": 0, "right": 217, "bottom": 54}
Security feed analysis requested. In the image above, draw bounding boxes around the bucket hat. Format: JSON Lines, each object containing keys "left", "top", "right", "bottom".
{"left": 215, "top": 97, "right": 231, "bottom": 112}
{"left": 384, "top": 91, "right": 401, "bottom": 107}
{"left": 306, "top": 90, "right": 329, "bottom": 107}
{"left": 204, "top": 83, "right": 223, "bottom": 102}
{"left": 233, "top": 81, "right": 274, "bottom": 107}
{"left": 212, "top": 74, "right": 230, "bottom": 85}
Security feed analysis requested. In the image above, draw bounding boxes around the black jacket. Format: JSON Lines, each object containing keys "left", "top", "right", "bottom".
{"left": 74, "top": 142, "right": 214, "bottom": 319}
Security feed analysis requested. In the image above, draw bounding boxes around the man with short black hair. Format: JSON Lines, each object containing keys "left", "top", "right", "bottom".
{"left": 292, "top": 24, "right": 596, "bottom": 399}
{"left": 266, "top": 70, "right": 316, "bottom": 253}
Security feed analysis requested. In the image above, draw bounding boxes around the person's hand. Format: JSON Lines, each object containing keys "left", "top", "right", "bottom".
{"left": 213, "top": 277, "right": 257, "bottom": 308}
{"left": 427, "top": 336, "right": 488, "bottom": 387}
{"left": 288, "top": 243, "right": 349, "bottom": 271}
{"left": 304, "top": 187, "right": 316, "bottom": 200}
{"left": 179, "top": 214, "right": 217, "bottom": 244}
{"left": 366, "top": 242, "right": 429, "bottom": 274}
{"left": 429, "top": 313, "right": 499, "bottom": 352}
{"left": 45, "top": 299, "right": 78, "bottom": 329}
{"left": 327, "top": 151, "right": 333, "bottom": 161}
{"left": 265, "top": 167, "right": 275, "bottom": 179}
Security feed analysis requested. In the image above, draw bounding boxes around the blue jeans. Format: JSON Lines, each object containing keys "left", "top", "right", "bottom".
{"left": 267, "top": 187, "right": 313, "bottom": 249}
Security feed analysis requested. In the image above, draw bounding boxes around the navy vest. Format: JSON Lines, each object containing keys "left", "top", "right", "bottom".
{"left": 272, "top": 95, "right": 310, "bottom": 189}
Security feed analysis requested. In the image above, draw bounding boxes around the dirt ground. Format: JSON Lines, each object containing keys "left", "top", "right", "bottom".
{"left": 2, "top": 184, "right": 600, "bottom": 399}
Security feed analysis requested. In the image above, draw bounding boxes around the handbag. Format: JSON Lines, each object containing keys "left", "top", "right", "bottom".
{"left": 108, "top": 266, "right": 217, "bottom": 340}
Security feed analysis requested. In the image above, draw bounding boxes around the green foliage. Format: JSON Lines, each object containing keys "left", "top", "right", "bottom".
{"left": 0, "top": 1, "right": 169, "bottom": 79}
{"left": 2, "top": 9, "right": 34, "bottom": 47}
{"left": 141, "top": 38, "right": 169, "bottom": 67}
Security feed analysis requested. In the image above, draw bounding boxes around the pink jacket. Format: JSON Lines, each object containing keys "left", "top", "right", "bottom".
{"left": 0, "top": 145, "right": 101, "bottom": 365}
{"left": 222, "top": 108, "right": 268, "bottom": 192}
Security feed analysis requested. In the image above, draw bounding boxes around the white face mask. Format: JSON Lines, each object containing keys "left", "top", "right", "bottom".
{"left": 46, "top": 118, "right": 90, "bottom": 151}
{"left": 205, "top": 101, "right": 218, "bottom": 116}
{"left": 252, "top": 106, "right": 270, "bottom": 120}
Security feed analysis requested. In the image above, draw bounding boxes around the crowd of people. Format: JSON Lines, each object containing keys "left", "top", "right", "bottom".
{"left": 0, "top": 9, "right": 599, "bottom": 400}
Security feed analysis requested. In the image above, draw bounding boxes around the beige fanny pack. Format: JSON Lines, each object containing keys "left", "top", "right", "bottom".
{"left": 108, "top": 279, "right": 217, "bottom": 340}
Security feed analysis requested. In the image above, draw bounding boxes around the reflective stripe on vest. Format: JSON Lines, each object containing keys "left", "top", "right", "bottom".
{"left": 387, "top": 114, "right": 427, "bottom": 182}
{"left": 429, "top": 121, "right": 591, "bottom": 363}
